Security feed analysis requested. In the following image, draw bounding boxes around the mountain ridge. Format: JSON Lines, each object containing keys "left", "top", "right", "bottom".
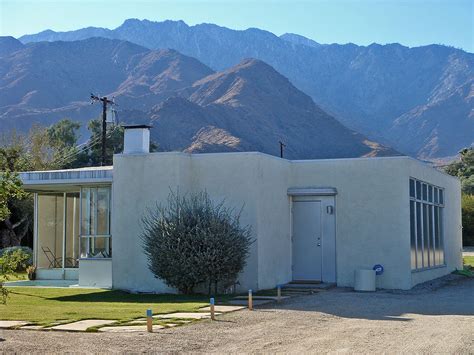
{"left": 0, "top": 36, "right": 395, "bottom": 159}
{"left": 8, "top": 19, "right": 474, "bottom": 158}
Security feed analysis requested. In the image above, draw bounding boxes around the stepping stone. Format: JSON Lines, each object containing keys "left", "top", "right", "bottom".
{"left": 199, "top": 305, "right": 245, "bottom": 313}
{"left": 233, "top": 296, "right": 291, "bottom": 301}
{"left": 226, "top": 299, "right": 274, "bottom": 306}
{"left": 51, "top": 319, "right": 116, "bottom": 331}
{"left": 155, "top": 312, "right": 221, "bottom": 319}
{"left": 99, "top": 324, "right": 164, "bottom": 333}
{"left": 0, "top": 321, "right": 28, "bottom": 328}
{"left": 21, "top": 325, "right": 44, "bottom": 330}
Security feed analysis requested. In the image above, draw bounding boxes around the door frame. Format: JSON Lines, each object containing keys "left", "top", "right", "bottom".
{"left": 288, "top": 188, "right": 337, "bottom": 283}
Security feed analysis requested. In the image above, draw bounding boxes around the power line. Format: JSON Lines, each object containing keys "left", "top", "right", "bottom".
{"left": 52, "top": 125, "right": 120, "bottom": 167}
{"left": 90, "top": 94, "right": 116, "bottom": 166}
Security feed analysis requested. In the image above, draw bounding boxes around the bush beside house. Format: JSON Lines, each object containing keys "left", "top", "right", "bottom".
{"left": 141, "top": 191, "right": 253, "bottom": 295}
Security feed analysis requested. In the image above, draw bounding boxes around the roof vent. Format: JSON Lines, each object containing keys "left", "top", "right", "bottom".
{"left": 122, "top": 124, "right": 152, "bottom": 154}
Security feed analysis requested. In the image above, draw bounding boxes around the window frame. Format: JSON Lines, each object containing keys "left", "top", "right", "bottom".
{"left": 79, "top": 186, "right": 112, "bottom": 259}
{"left": 409, "top": 177, "right": 445, "bottom": 272}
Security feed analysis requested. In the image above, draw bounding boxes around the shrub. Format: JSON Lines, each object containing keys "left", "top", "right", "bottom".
{"left": 0, "top": 247, "right": 32, "bottom": 272}
{"left": 462, "top": 194, "right": 474, "bottom": 246}
{"left": 141, "top": 191, "right": 253, "bottom": 294}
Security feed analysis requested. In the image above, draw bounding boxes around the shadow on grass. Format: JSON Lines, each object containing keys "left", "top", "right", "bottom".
{"left": 52, "top": 291, "right": 204, "bottom": 303}
{"left": 50, "top": 290, "right": 232, "bottom": 304}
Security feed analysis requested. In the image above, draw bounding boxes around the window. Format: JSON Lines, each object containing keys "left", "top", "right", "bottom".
{"left": 409, "top": 178, "right": 444, "bottom": 270}
{"left": 80, "top": 187, "right": 111, "bottom": 258}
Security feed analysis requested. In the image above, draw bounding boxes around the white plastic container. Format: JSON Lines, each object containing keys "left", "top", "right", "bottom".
{"left": 354, "top": 269, "right": 376, "bottom": 292}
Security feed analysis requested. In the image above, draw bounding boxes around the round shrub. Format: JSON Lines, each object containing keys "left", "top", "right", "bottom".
{"left": 141, "top": 191, "right": 253, "bottom": 294}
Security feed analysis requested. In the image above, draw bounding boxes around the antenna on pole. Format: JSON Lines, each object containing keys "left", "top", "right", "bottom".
{"left": 279, "top": 141, "right": 286, "bottom": 159}
{"left": 90, "top": 93, "right": 116, "bottom": 166}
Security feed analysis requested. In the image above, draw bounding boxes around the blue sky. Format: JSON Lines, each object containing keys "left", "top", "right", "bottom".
{"left": 0, "top": 0, "right": 472, "bottom": 52}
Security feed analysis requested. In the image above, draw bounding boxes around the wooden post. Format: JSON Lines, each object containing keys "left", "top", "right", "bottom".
{"left": 248, "top": 289, "right": 253, "bottom": 311}
{"left": 210, "top": 297, "right": 215, "bottom": 320}
{"left": 277, "top": 285, "right": 282, "bottom": 302}
{"left": 146, "top": 309, "right": 153, "bottom": 333}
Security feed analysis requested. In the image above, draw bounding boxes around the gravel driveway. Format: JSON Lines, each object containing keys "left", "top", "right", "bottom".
{"left": 1, "top": 276, "right": 473, "bottom": 353}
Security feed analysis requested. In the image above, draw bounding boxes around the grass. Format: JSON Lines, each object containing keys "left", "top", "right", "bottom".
{"left": 463, "top": 256, "right": 474, "bottom": 268}
{"left": 0, "top": 272, "right": 28, "bottom": 282}
{"left": 0, "top": 287, "right": 214, "bottom": 326}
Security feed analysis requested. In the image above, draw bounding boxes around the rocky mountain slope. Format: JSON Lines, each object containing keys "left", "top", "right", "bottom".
{"left": 19, "top": 19, "right": 474, "bottom": 159}
{"left": 0, "top": 37, "right": 394, "bottom": 159}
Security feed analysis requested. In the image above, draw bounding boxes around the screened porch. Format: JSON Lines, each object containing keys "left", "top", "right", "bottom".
{"left": 20, "top": 167, "right": 113, "bottom": 282}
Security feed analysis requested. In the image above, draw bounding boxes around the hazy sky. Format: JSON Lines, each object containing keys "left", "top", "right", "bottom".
{"left": 1, "top": 0, "right": 472, "bottom": 52}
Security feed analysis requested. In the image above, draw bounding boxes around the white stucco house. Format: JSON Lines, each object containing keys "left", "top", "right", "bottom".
{"left": 20, "top": 125, "right": 462, "bottom": 292}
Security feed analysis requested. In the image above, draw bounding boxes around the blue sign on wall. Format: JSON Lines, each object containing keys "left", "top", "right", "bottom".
{"left": 373, "top": 264, "right": 384, "bottom": 275}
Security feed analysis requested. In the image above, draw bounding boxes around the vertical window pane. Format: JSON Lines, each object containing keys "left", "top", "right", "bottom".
{"left": 416, "top": 202, "right": 423, "bottom": 269}
{"left": 434, "top": 206, "right": 440, "bottom": 266}
{"left": 410, "top": 201, "right": 417, "bottom": 269}
{"left": 97, "top": 188, "right": 110, "bottom": 235}
{"left": 429, "top": 204, "right": 435, "bottom": 266}
{"left": 439, "top": 208, "right": 444, "bottom": 264}
{"left": 422, "top": 184, "right": 428, "bottom": 201}
{"left": 434, "top": 187, "right": 439, "bottom": 204}
{"left": 428, "top": 186, "right": 433, "bottom": 202}
{"left": 422, "top": 204, "right": 430, "bottom": 267}
{"left": 439, "top": 189, "right": 444, "bottom": 205}
{"left": 37, "top": 194, "right": 64, "bottom": 269}
{"left": 81, "top": 188, "right": 96, "bottom": 236}
{"left": 416, "top": 181, "right": 422, "bottom": 199}
{"left": 409, "top": 179, "right": 415, "bottom": 198}
{"left": 65, "top": 193, "right": 80, "bottom": 268}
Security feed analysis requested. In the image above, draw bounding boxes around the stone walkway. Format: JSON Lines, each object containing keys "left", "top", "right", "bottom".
{"left": 0, "top": 289, "right": 312, "bottom": 333}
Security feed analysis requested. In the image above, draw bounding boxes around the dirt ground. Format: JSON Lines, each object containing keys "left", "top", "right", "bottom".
{"left": 1, "top": 276, "right": 473, "bottom": 353}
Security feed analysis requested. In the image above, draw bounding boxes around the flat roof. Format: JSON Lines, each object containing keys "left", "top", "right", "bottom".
{"left": 20, "top": 166, "right": 113, "bottom": 191}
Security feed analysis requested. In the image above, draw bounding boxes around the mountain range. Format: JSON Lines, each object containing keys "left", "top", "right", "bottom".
{"left": 0, "top": 36, "right": 393, "bottom": 159}
{"left": 2, "top": 18, "right": 474, "bottom": 159}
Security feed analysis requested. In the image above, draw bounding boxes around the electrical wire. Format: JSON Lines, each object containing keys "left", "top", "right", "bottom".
{"left": 52, "top": 125, "right": 120, "bottom": 167}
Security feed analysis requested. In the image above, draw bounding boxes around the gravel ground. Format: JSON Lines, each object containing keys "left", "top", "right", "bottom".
{"left": 1, "top": 276, "right": 473, "bottom": 353}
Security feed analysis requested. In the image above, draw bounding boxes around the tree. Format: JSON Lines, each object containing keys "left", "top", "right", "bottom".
{"left": 461, "top": 195, "right": 474, "bottom": 246}
{"left": 46, "top": 119, "right": 82, "bottom": 168}
{"left": 141, "top": 191, "right": 253, "bottom": 294}
{"left": 79, "top": 119, "right": 124, "bottom": 166}
{"left": 446, "top": 148, "right": 474, "bottom": 246}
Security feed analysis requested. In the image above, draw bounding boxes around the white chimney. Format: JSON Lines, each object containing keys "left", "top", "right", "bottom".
{"left": 122, "top": 124, "right": 152, "bottom": 154}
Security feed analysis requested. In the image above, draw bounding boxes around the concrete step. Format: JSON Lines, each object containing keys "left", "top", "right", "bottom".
{"left": 283, "top": 282, "right": 335, "bottom": 290}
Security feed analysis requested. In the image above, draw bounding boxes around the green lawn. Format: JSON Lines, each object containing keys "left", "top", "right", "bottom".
{"left": 464, "top": 256, "right": 474, "bottom": 268}
{"left": 0, "top": 287, "right": 211, "bottom": 326}
{"left": 0, "top": 272, "right": 28, "bottom": 282}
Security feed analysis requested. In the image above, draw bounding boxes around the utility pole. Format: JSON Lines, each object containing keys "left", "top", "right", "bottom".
{"left": 90, "top": 94, "right": 115, "bottom": 166}
{"left": 279, "top": 141, "right": 286, "bottom": 158}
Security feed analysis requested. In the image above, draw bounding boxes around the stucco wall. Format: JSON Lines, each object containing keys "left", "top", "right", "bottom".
{"left": 112, "top": 152, "right": 266, "bottom": 292}
{"left": 290, "top": 157, "right": 412, "bottom": 289}
{"left": 111, "top": 152, "right": 461, "bottom": 292}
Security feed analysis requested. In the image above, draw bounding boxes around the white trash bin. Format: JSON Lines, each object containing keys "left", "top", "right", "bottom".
{"left": 354, "top": 269, "right": 376, "bottom": 292}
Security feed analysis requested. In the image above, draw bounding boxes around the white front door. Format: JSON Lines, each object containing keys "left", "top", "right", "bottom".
{"left": 292, "top": 200, "right": 322, "bottom": 281}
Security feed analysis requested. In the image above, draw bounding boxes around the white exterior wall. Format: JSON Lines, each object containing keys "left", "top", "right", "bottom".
{"left": 79, "top": 259, "right": 112, "bottom": 288}
{"left": 110, "top": 152, "right": 461, "bottom": 292}
{"left": 290, "top": 157, "right": 412, "bottom": 289}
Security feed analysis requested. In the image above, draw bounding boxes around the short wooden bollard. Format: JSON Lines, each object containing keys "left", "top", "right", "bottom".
{"left": 210, "top": 297, "right": 216, "bottom": 320}
{"left": 277, "top": 285, "right": 282, "bottom": 302}
{"left": 248, "top": 289, "right": 253, "bottom": 311}
{"left": 146, "top": 309, "right": 153, "bottom": 333}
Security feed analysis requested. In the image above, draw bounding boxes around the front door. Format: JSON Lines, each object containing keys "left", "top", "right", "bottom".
{"left": 292, "top": 201, "right": 322, "bottom": 281}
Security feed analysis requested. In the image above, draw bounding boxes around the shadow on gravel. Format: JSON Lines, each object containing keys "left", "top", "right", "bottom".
{"left": 255, "top": 276, "right": 474, "bottom": 321}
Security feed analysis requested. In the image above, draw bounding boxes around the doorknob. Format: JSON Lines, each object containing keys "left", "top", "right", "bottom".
{"left": 317, "top": 243, "right": 321, "bottom": 247}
